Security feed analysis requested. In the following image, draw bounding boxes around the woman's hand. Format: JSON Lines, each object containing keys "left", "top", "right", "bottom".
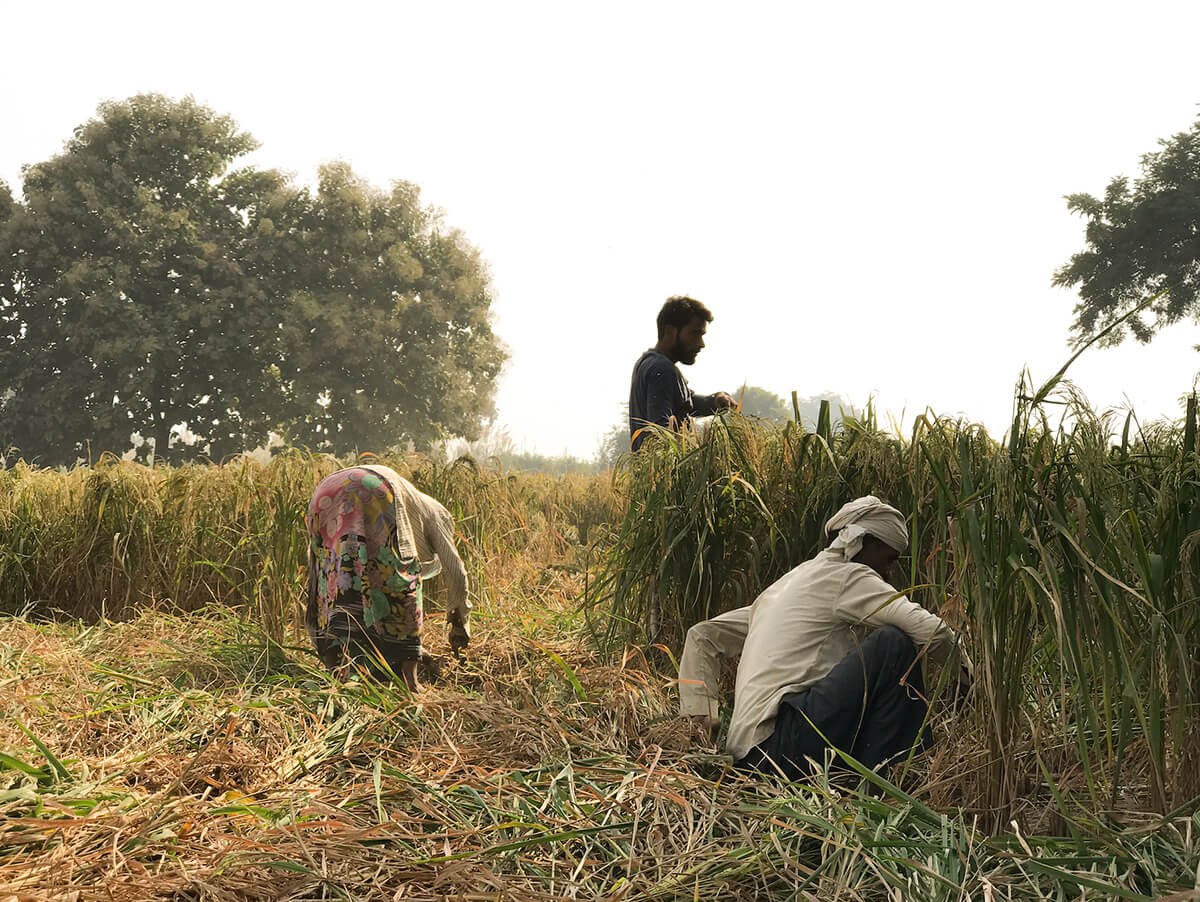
{"left": 449, "top": 611, "right": 470, "bottom": 658}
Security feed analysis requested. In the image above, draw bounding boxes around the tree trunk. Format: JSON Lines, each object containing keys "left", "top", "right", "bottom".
{"left": 151, "top": 416, "right": 172, "bottom": 466}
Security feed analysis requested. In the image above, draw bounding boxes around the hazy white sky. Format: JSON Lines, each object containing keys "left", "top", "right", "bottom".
{"left": 4, "top": 1, "right": 1199, "bottom": 458}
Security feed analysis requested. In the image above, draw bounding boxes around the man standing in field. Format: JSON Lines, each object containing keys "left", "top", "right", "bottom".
{"left": 628, "top": 296, "right": 735, "bottom": 451}
{"left": 693, "top": 497, "right": 970, "bottom": 777}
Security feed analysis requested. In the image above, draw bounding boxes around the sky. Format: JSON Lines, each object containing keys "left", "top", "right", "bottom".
{"left": 4, "top": 1, "right": 1200, "bottom": 459}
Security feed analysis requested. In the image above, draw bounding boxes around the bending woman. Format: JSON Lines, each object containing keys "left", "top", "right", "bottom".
{"left": 305, "top": 465, "right": 470, "bottom": 689}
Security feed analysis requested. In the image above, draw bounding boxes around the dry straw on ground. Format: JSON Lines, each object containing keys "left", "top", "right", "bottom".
{"left": 2, "top": 595, "right": 1197, "bottom": 901}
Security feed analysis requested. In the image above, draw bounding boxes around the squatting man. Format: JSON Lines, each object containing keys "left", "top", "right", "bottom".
{"left": 679, "top": 496, "right": 972, "bottom": 779}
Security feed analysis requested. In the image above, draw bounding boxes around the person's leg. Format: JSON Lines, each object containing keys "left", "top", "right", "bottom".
{"left": 801, "top": 625, "right": 927, "bottom": 770}
{"left": 737, "top": 702, "right": 823, "bottom": 780}
{"left": 743, "top": 626, "right": 928, "bottom": 778}
{"left": 847, "top": 627, "right": 929, "bottom": 768}
{"left": 399, "top": 659, "right": 420, "bottom": 691}
{"left": 367, "top": 551, "right": 423, "bottom": 690}
{"left": 344, "top": 628, "right": 421, "bottom": 688}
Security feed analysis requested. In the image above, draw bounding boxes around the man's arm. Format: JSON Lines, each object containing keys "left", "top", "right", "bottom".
{"left": 836, "top": 567, "right": 971, "bottom": 672}
{"left": 836, "top": 567, "right": 959, "bottom": 648}
{"left": 425, "top": 506, "right": 471, "bottom": 652}
{"left": 402, "top": 481, "right": 472, "bottom": 653}
{"left": 691, "top": 391, "right": 735, "bottom": 417}
{"left": 679, "top": 606, "right": 751, "bottom": 721}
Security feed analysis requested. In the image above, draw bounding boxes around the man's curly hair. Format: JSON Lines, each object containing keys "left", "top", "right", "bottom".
{"left": 656, "top": 295, "right": 713, "bottom": 339}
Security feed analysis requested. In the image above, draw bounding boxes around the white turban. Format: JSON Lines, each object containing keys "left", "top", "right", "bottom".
{"left": 823, "top": 495, "right": 908, "bottom": 562}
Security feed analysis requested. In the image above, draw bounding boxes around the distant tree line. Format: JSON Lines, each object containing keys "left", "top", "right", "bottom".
{"left": 436, "top": 424, "right": 600, "bottom": 475}
{"left": 0, "top": 94, "right": 505, "bottom": 465}
{"left": 734, "top": 385, "right": 857, "bottom": 428}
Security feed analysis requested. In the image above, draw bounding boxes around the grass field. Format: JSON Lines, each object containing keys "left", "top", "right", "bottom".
{"left": 3, "top": 377, "right": 1200, "bottom": 900}
{"left": 5, "top": 603, "right": 1199, "bottom": 901}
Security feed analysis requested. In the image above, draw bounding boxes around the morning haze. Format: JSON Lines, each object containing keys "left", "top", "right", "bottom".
{"left": 2, "top": 1, "right": 1199, "bottom": 460}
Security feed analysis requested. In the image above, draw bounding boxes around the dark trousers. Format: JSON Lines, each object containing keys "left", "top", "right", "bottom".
{"left": 738, "top": 625, "right": 931, "bottom": 781}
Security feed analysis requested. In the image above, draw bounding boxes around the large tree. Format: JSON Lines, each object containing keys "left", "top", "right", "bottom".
{"left": 269, "top": 163, "right": 505, "bottom": 453}
{"left": 1054, "top": 115, "right": 1200, "bottom": 345}
{"left": 0, "top": 94, "right": 284, "bottom": 462}
{"left": 0, "top": 95, "right": 505, "bottom": 464}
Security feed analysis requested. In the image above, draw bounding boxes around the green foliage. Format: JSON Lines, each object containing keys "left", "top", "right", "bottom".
{"left": 1054, "top": 114, "right": 1200, "bottom": 343}
{"left": 590, "top": 381, "right": 1200, "bottom": 825}
{"left": 594, "top": 393, "right": 857, "bottom": 469}
{"left": 4, "top": 392, "right": 1200, "bottom": 894}
{"left": 733, "top": 386, "right": 858, "bottom": 427}
{"left": 0, "top": 95, "right": 279, "bottom": 462}
{"left": 790, "top": 391, "right": 856, "bottom": 429}
{"left": 0, "top": 179, "right": 13, "bottom": 223}
{"left": 4, "top": 585, "right": 1200, "bottom": 899}
{"left": 0, "top": 95, "right": 504, "bottom": 464}
{"left": 591, "top": 406, "right": 893, "bottom": 649}
{"left": 0, "top": 450, "right": 616, "bottom": 635}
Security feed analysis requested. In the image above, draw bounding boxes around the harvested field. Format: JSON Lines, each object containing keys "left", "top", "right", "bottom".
{"left": 5, "top": 603, "right": 1198, "bottom": 902}
{"left": 4, "top": 380, "right": 1200, "bottom": 899}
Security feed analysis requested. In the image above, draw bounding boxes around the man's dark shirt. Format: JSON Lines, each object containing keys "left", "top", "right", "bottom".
{"left": 628, "top": 349, "right": 719, "bottom": 451}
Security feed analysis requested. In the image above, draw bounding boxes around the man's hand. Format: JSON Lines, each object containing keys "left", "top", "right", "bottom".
{"left": 952, "top": 663, "right": 972, "bottom": 712}
{"left": 448, "top": 612, "right": 470, "bottom": 658}
{"left": 711, "top": 391, "right": 736, "bottom": 411}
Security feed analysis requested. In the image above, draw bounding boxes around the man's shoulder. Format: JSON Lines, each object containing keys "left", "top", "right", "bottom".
{"left": 762, "top": 553, "right": 854, "bottom": 601}
{"left": 840, "top": 558, "right": 893, "bottom": 586}
{"left": 833, "top": 561, "right": 905, "bottom": 610}
{"left": 633, "top": 348, "right": 675, "bottom": 374}
{"left": 811, "top": 552, "right": 880, "bottom": 587}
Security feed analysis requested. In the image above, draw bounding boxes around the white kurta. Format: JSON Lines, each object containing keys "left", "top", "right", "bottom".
{"left": 726, "top": 549, "right": 963, "bottom": 761}
{"left": 678, "top": 606, "right": 751, "bottom": 719}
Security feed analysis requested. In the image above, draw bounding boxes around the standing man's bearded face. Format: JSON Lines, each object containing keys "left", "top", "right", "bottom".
{"left": 664, "top": 316, "right": 708, "bottom": 365}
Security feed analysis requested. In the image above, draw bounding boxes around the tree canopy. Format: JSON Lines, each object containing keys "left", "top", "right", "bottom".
{"left": 1054, "top": 114, "right": 1200, "bottom": 345}
{"left": 0, "top": 95, "right": 504, "bottom": 464}
{"left": 257, "top": 162, "right": 504, "bottom": 454}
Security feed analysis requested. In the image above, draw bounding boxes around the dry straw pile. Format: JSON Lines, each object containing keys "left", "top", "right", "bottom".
{"left": 5, "top": 603, "right": 1196, "bottom": 901}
